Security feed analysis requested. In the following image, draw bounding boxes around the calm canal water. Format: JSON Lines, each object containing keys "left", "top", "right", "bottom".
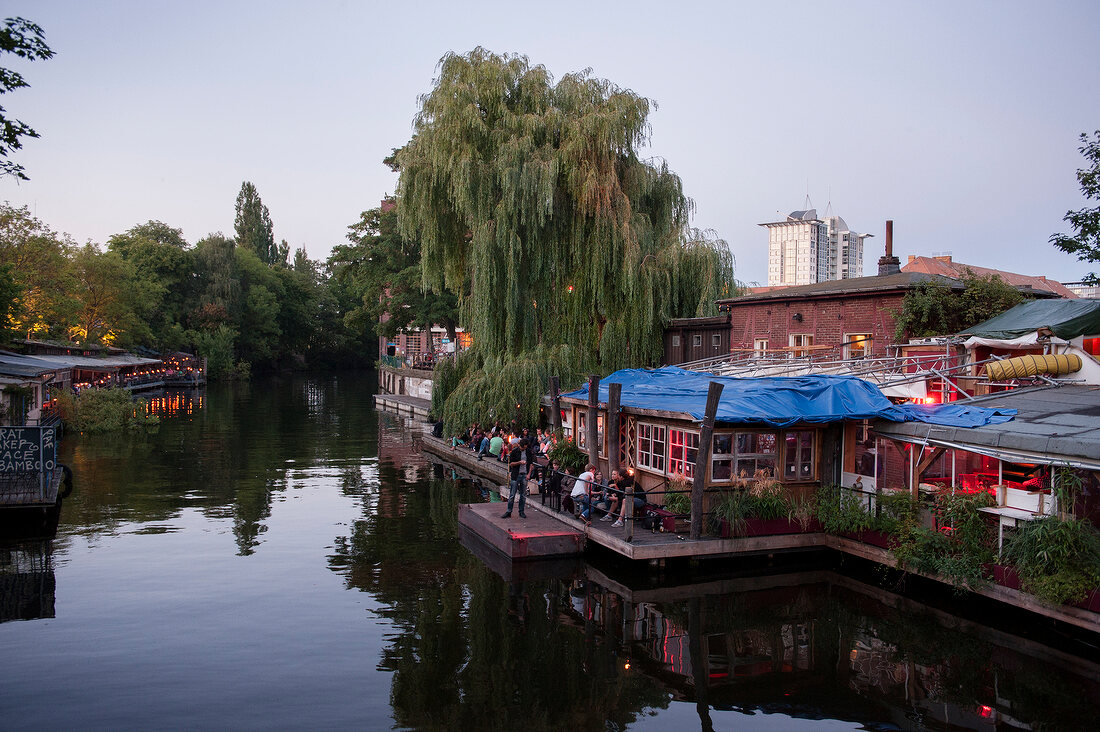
{"left": 2, "top": 373, "right": 1099, "bottom": 731}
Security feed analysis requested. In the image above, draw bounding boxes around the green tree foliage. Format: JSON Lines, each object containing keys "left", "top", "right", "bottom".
{"left": 0, "top": 193, "right": 371, "bottom": 373}
{"left": 67, "top": 243, "right": 152, "bottom": 346}
{"left": 0, "top": 17, "right": 54, "bottom": 180}
{"left": 234, "top": 181, "right": 281, "bottom": 265}
{"left": 894, "top": 270, "right": 1026, "bottom": 339}
{"left": 397, "top": 48, "right": 734, "bottom": 368}
{"left": 329, "top": 198, "right": 459, "bottom": 343}
{"left": 1051, "top": 130, "right": 1100, "bottom": 284}
{"left": 193, "top": 232, "right": 240, "bottom": 318}
{"left": 0, "top": 262, "right": 19, "bottom": 342}
{"left": 397, "top": 49, "right": 734, "bottom": 427}
{"left": 192, "top": 324, "right": 240, "bottom": 380}
{"left": 108, "top": 220, "right": 194, "bottom": 350}
{"left": 0, "top": 202, "right": 75, "bottom": 339}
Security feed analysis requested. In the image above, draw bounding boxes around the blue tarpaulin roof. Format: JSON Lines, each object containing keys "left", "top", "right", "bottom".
{"left": 562, "top": 367, "right": 1015, "bottom": 428}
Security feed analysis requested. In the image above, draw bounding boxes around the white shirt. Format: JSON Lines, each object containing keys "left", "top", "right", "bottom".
{"left": 571, "top": 470, "right": 594, "bottom": 498}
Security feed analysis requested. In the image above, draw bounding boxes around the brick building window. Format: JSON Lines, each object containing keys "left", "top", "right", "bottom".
{"left": 754, "top": 338, "right": 768, "bottom": 357}
{"left": 789, "top": 334, "right": 813, "bottom": 358}
{"left": 844, "top": 334, "right": 872, "bottom": 360}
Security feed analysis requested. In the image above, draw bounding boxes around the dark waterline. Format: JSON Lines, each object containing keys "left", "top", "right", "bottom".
{"left": 2, "top": 373, "right": 1098, "bottom": 731}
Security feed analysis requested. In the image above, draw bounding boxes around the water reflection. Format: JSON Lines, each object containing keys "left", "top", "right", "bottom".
{"left": 558, "top": 566, "right": 1100, "bottom": 730}
{"left": 141, "top": 389, "right": 204, "bottom": 418}
{"left": 0, "top": 540, "right": 54, "bottom": 622}
{"left": 3, "top": 373, "right": 1096, "bottom": 730}
{"left": 325, "top": 451, "right": 1100, "bottom": 730}
{"left": 58, "top": 375, "right": 382, "bottom": 555}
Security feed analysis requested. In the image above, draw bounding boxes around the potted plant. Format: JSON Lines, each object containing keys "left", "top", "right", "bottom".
{"left": 1002, "top": 515, "right": 1100, "bottom": 608}
{"left": 714, "top": 470, "right": 808, "bottom": 537}
{"left": 662, "top": 473, "right": 692, "bottom": 532}
{"left": 815, "top": 484, "right": 880, "bottom": 542}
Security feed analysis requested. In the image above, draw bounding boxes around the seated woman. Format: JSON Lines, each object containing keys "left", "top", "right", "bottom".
{"left": 610, "top": 472, "right": 645, "bottom": 528}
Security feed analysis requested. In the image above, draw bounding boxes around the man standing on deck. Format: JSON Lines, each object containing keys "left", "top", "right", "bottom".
{"left": 501, "top": 438, "right": 529, "bottom": 519}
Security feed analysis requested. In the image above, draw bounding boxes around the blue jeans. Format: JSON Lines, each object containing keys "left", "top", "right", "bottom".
{"left": 506, "top": 476, "right": 526, "bottom": 515}
{"left": 581, "top": 492, "right": 609, "bottom": 520}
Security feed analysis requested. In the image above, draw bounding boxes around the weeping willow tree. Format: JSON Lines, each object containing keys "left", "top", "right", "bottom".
{"left": 398, "top": 48, "right": 735, "bottom": 429}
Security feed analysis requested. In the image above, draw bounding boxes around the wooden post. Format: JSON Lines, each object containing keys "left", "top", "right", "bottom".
{"left": 607, "top": 382, "right": 621, "bottom": 476}
{"left": 624, "top": 483, "right": 634, "bottom": 543}
{"left": 549, "top": 376, "right": 561, "bottom": 434}
{"left": 687, "top": 597, "right": 713, "bottom": 731}
{"left": 587, "top": 374, "right": 600, "bottom": 467}
{"left": 691, "top": 381, "right": 724, "bottom": 541}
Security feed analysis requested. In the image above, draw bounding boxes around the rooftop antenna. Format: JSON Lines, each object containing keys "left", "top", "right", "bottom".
{"left": 803, "top": 181, "right": 812, "bottom": 212}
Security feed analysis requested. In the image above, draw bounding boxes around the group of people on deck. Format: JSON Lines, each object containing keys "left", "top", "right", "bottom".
{"left": 568, "top": 465, "right": 646, "bottom": 527}
{"left": 437, "top": 419, "right": 645, "bottom": 528}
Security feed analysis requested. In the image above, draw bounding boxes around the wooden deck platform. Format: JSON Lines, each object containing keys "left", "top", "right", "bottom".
{"left": 424, "top": 434, "right": 1100, "bottom": 634}
{"left": 0, "top": 468, "right": 62, "bottom": 508}
{"left": 424, "top": 434, "right": 829, "bottom": 560}
{"left": 457, "top": 502, "right": 585, "bottom": 560}
{"left": 373, "top": 393, "right": 431, "bottom": 419}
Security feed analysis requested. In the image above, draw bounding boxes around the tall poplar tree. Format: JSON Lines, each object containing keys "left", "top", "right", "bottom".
{"left": 234, "top": 181, "right": 279, "bottom": 265}
{"left": 396, "top": 48, "right": 734, "bottom": 426}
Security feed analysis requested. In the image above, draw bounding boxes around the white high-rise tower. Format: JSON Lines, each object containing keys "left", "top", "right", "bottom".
{"left": 763, "top": 209, "right": 870, "bottom": 286}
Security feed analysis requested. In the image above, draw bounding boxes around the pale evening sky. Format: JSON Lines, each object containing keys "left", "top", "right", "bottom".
{"left": 3, "top": 0, "right": 1099, "bottom": 285}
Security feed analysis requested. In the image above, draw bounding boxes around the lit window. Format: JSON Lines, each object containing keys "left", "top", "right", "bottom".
{"left": 575, "top": 410, "right": 604, "bottom": 455}
{"left": 668, "top": 429, "right": 699, "bottom": 478}
{"left": 844, "top": 334, "right": 872, "bottom": 360}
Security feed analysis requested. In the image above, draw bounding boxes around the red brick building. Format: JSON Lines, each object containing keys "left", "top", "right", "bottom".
{"left": 715, "top": 272, "right": 962, "bottom": 360}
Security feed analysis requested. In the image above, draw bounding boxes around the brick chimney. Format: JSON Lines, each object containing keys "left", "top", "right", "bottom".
{"left": 877, "top": 220, "right": 901, "bottom": 276}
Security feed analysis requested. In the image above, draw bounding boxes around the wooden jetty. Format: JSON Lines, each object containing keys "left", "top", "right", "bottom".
{"left": 424, "top": 434, "right": 828, "bottom": 560}
{"left": 0, "top": 468, "right": 63, "bottom": 508}
{"left": 457, "top": 503, "right": 584, "bottom": 560}
{"left": 373, "top": 393, "right": 431, "bottom": 419}
{"left": 1, "top": 425, "right": 69, "bottom": 538}
{"left": 421, "top": 433, "right": 1100, "bottom": 635}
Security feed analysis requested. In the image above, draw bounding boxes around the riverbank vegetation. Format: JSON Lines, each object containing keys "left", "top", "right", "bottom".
{"left": 713, "top": 480, "right": 1100, "bottom": 606}
{"left": 0, "top": 188, "right": 378, "bottom": 376}
{"left": 51, "top": 386, "right": 159, "bottom": 432}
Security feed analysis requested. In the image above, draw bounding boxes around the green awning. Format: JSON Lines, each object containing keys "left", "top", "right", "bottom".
{"left": 959, "top": 299, "right": 1100, "bottom": 340}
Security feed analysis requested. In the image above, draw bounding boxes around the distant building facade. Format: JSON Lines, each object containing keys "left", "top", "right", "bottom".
{"left": 1063, "top": 281, "right": 1100, "bottom": 299}
{"left": 764, "top": 209, "right": 870, "bottom": 287}
{"left": 902, "top": 255, "right": 1078, "bottom": 298}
